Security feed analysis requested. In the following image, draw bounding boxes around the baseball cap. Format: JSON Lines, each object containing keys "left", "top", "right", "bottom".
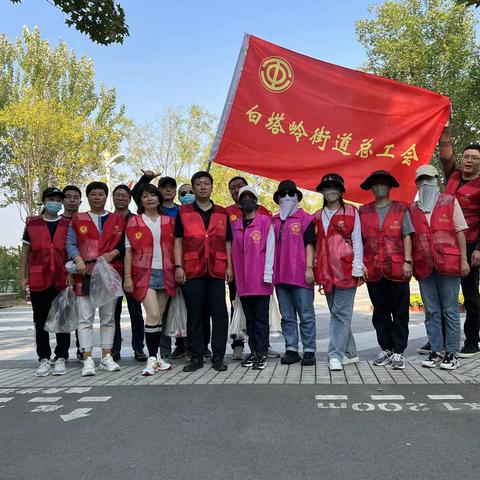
{"left": 158, "top": 176, "right": 177, "bottom": 188}
{"left": 238, "top": 185, "right": 258, "bottom": 199}
{"left": 41, "top": 187, "right": 65, "bottom": 201}
{"left": 415, "top": 164, "right": 438, "bottom": 180}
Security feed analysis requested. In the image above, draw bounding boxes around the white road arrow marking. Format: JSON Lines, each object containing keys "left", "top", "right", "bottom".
{"left": 428, "top": 395, "right": 464, "bottom": 400}
{"left": 60, "top": 408, "right": 92, "bottom": 422}
{"left": 65, "top": 387, "right": 91, "bottom": 394}
{"left": 28, "top": 397, "right": 62, "bottom": 403}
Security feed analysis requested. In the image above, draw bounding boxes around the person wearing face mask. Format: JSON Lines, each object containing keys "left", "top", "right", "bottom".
{"left": 410, "top": 165, "right": 470, "bottom": 370}
{"left": 231, "top": 186, "right": 275, "bottom": 370}
{"left": 272, "top": 180, "right": 317, "bottom": 366}
{"left": 439, "top": 122, "right": 480, "bottom": 358}
{"left": 359, "top": 171, "right": 415, "bottom": 370}
{"left": 178, "top": 183, "right": 195, "bottom": 205}
{"left": 19, "top": 187, "right": 71, "bottom": 377}
{"left": 314, "top": 174, "right": 364, "bottom": 371}
{"left": 226, "top": 176, "right": 278, "bottom": 361}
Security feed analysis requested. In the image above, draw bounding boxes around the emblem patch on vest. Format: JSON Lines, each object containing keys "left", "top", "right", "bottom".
{"left": 250, "top": 231, "right": 261, "bottom": 243}
{"left": 439, "top": 213, "right": 449, "bottom": 223}
{"left": 390, "top": 220, "right": 401, "bottom": 230}
{"left": 334, "top": 220, "right": 346, "bottom": 233}
{"left": 290, "top": 222, "right": 301, "bottom": 235}
{"left": 113, "top": 225, "right": 120, "bottom": 235}
{"left": 79, "top": 225, "right": 88, "bottom": 234}
{"left": 230, "top": 214, "right": 238, "bottom": 223}
{"left": 135, "top": 231, "right": 143, "bottom": 240}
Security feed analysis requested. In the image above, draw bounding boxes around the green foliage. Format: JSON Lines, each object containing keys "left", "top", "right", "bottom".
{"left": 0, "top": 246, "right": 21, "bottom": 295}
{"left": 9, "top": 0, "right": 128, "bottom": 45}
{"left": 356, "top": 0, "right": 480, "bottom": 165}
{"left": 0, "top": 27, "right": 129, "bottom": 218}
{"left": 456, "top": 1, "right": 480, "bottom": 7}
{"left": 410, "top": 292, "right": 464, "bottom": 307}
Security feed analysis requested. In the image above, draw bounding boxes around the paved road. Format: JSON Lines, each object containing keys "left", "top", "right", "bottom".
{"left": 2, "top": 283, "right": 480, "bottom": 480}
{"left": 1, "top": 384, "right": 480, "bottom": 480}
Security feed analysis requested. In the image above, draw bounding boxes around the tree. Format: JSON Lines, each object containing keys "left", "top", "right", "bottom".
{"left": 9, "top": 0, "right": 128, "bottom": 45}
{"left": 356, "top": 0, "right": 480, "bottom": 161}
{"left": 0, "top": 27, "right": 128, "bottom": 218}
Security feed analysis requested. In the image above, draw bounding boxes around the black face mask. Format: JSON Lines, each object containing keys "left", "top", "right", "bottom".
{"left": 240, "top": 198, "right": 258, "bottom": 212}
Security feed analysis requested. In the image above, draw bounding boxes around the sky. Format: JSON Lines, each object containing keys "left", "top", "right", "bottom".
{"left": 0, "top": 0, "right": 374, "bottom": 245}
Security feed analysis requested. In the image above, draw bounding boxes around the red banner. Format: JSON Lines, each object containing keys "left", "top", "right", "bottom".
{"left": 210, "top": 35, "right": 450, "bottom": 204}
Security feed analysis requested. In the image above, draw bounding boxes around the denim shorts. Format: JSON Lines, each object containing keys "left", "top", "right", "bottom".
{"left": 149, "top": 269, "right": 164, "bottom": 290}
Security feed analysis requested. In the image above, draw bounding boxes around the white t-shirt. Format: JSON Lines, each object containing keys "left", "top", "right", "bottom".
{"left": 126, "top": 214, "right": 163, "bottom": 269}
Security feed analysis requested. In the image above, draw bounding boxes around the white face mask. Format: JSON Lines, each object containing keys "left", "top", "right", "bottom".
{"left": 417, "top": 178, "right": 439, "bottom": 212}
{"left": 322, "top": 188, "right": 341, "bottom": 204}
{"left": 371, "top": 184, "right": 390, "bottom": 198}
{"left": 279, "top": 195, "right": 299, "bottom": 220}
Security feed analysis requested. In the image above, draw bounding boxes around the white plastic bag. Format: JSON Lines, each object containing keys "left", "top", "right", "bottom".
{"left": 269, "top": 292, "right": 282, "bottom": 337}
{"left": 228, "top": 297, "right": 247, "bottom": 340}
{"left": 164, "top": 288, "right": 187, "bottom": 338}
{"left": 89, "top": 257, "right": 123, "bottom": 308}
{"left": 45, "top": 287, "right": 79, "bottom": 333}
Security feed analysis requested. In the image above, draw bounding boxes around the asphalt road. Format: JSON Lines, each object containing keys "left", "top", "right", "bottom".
{"left": 1, "top": 384, "right": 480, "bottom": 480}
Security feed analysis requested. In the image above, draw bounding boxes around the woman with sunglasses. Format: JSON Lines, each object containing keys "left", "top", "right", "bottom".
{"left": 178, "top": 184, "right": 195, "bottom": 205}
{"left": 124, "top": 183, "right": 176, "bottom": 375}
{"left": 272, "top": 180, "right": 317, "bottom": 366}
{"left": 314, "top": 173, "right": 365, "bottom": 371}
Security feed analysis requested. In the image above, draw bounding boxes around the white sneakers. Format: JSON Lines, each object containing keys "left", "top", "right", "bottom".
{"left": 156, "top": 353, "right": 172, "bottom": 371}
{"left": 81, "top": 354, "right": 121, "bottom": 376}
{"left": 81, "top": 357, "right": 96, "bottom": 376}
{"left": 142, "top": 357, "right": 159, "bottom": 376}
{"left": 35, "top": 358, "right": 51, "bottom": 377}
{"left": 99, "top": 353, "right": 121, "bottom": 372}
{"left": 329, "top": 358, "right": 343, "bottom": 371}
{"left": 341, "top": 356, "right": 359, "bottom": 365}
{"left": 52, "top": 358, "right": 66, "bottom": 376}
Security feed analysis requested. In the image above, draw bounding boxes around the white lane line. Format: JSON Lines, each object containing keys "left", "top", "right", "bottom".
{"left": 60, "top": 408, "right": 92, "bottom": 422}
{"left": 0, "top": 397, "right": 13, "bottom": 403}
{"left": 77, "top": 396, "right": 111, "bottom": 402}
{"left": 31, "top": 405, "right": 63, "bottom": 413}
{"left": 42, "top": 388, "right": 65, "bottom": 394}
{"left": 370, "top": 395, "right": 406, "bottom": 400}
{"left": 427, "top": 394, "right": 464, "bottom": 400}
{"left": 65, "top": 387, "right": 91, "bottom": 394}
{"left": 28, "top": 397, "right": 62, "bottom": 403}
{"left": 315, "top": 395, "right": 349, "bottom": 400}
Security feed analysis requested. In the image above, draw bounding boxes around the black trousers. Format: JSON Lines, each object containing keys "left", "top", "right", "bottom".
{"left": 175, "top": 303, "right": 210, "bottom": 351}
{"left": 183, "top": 275, "right": 228, "bottom": 362}
{"left": 462, "top": 243, "right": 480, "bottom": 348}
{"left": 229, "top": 281, "right": 245, "bottom": 349}
{"left": 30, "top": 287, "right": 70, "bottom": 361}
{"left": 240, "top": 295, "right": 270, "bottom": 355}
{"left": 113, "top": 294, "right": 145, "bottom": 353}
{"left": 366, "top": 277, "right": 410, "bottom": 354}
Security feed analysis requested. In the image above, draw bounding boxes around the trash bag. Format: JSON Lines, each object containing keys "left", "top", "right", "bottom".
{"left": 89, "top": 257, "right": 123, "bottom": 308}
{"left": 44, "top": 287, "right": 79, "bottom": 333}
{"left": 164, "top": 288, "right": 187, "bottom": 338}
{"left": 269, "top": 292, "right": 282, "bottom": 337}
{"left": 228, "top": 297, "right": 247, "bottom": 340}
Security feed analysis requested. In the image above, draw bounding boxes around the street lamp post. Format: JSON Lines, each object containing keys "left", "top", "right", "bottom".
{"left": 105, "top": 153, "right": 125, "bottom": 211}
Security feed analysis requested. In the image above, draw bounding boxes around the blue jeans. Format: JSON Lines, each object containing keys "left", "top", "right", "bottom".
{"left": 276, "top": 284, "right": 316, "bottom": 352}
{"left": 326, "top": 287, "right": 357, "bottom": 361}
{"left": 419, "top": 271, "right": 461, "bottom": 353}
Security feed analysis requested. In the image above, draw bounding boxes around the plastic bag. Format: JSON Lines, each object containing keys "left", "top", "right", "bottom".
{"left": 89, "top": 257, "right": 123, "bottom": 308}
{"left": 164, "top": 288, "right": 187, "bottom": 338}
{"left": 228, "top": 297, "right": 247, "bottom": 340}
{"left": 269, "top": 292, "right": 282, "bottom": 337}
{"left": 44, "top": 287, "right": 79, "bottom": 333}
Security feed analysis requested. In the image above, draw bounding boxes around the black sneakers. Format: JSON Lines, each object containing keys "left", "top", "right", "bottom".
{"left": 458, "top": 344, "right": 480, "bottom": 358}
{"left": 183, "top": 358, "right": 203, "bottom": 372}
{"left": 212, "top": 358, "right": 227, "bottom": 372}
{"left": 301, "top": 352, "right": 316, "bottom": 366}
{"left": 440, "top": 352, "right": 459, "bottom": 370}
{"left": 280, "top": 350, "right": 301, "bottom": 365}
{"left": 170, "top": 347, "right": 186, "bottom": 359}
{"left": 241, "top": 353, "right": 256, "bottom": 367}
{"left": 134, "top": 350, "right": 148, "bottom": 362}
{"left": 417, "top": 342, "right": 431, "bottom": 355}
{"left": 252, "top": 355, "right": 267, "bottom": 370}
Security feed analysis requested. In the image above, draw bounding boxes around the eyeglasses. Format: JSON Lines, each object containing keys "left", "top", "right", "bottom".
{"left": 278, "top": 190, "right": 296, "bottom": 198}
{"left": 180, "top": 190, "right": 194, "bottom": 197}
{"left": 462, "top": 155, "right": 480, "bottom": 161}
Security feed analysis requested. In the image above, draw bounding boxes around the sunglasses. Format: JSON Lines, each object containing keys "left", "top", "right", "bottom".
{"left": 180, "top": 190, "right": 194, "bottom": 197}
{"left": 278, "top": 190, "right": 296, "bottom": 198}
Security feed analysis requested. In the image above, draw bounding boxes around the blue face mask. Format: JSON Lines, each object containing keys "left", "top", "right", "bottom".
{"left": 180, "top": 193, "right": 195, "bottom": 205}
{"left": 44, "top": 201, "right": 63, "bottom": 214}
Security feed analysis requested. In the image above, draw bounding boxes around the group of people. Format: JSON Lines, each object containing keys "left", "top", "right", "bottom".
{"left": 19, "top": 124, "right": 480, "bottom": 377}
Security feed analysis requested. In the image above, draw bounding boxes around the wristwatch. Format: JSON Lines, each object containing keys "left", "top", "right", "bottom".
{"left": 404, "top": 260, "right": 412, "bottom": 264}
{"left": 175, "top": 265, "right": 184, "bottom": 269}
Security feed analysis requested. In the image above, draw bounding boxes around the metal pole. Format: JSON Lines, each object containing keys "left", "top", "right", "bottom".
{"left": 106, "top": 165, "right": 112, "bottom": 211}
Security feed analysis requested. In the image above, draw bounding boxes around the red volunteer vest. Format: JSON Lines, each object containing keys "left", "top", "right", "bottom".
{"left": 314, "top": 204, "right": 358, "bottom": 294}
{"left": 71, "top": 212, "right": 125, "bottom": 296}
{"left": 359, "top": 201, "right": 407, "bottom": 282}
{"left": 26, "top": 216, "right": 69, "bottom": 291}
{"left": 125, "top": 214, "right": 176, "bottom": 301}
{"left": 179, "top": 204, "right": 228, "bottom": 280}
{"left": 444, "top": 170, "right": 480, "bottom": 244}
{"left": 409, "top": 194, "right": 461, "bottom": 280}
{"left": 226, "top": 204, "right": 272, "bottom": 224}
